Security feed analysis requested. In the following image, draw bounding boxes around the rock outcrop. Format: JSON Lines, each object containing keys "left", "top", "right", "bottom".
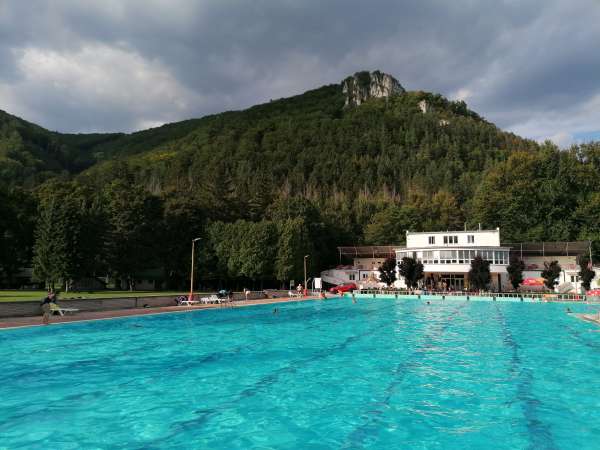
{"left": 342, "top": 70, "right": 405, "bottom": 107}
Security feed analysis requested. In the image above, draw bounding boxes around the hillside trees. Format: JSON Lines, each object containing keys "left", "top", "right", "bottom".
{"left": 103, "top": 180, "right": 163, "bottom": 290}
{"left": 32, "top": 182, "right": 86, "bottom": 289}
{"left": 0, "top": 187, "right": 35, "bottom": 286}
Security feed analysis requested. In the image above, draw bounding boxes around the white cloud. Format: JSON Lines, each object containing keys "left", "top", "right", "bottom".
{"left": 0, "top": 43, "right": 201, "bottom": 132}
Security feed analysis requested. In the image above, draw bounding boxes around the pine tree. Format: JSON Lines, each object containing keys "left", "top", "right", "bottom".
{"left": 32, "top": 197, "right": 59, "bottom": 288}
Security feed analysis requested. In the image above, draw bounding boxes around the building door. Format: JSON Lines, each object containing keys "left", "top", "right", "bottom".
{"left": 440, "top": 274, "right": 464, "bottom": 291}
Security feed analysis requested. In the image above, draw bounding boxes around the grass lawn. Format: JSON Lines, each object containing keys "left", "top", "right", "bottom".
{"left": 0, "top": 290, "right": 187, "bottom": 302}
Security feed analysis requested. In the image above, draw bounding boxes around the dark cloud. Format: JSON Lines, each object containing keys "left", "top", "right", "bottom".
{"left": 0, "top": 0, "right": 598, "bottom": 145}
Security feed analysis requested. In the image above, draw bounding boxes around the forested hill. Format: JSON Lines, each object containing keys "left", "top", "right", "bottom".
{"left": 1, "top": 71, "right": 600, "bottom": 290}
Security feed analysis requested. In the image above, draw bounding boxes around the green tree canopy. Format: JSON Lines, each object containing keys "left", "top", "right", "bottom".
{"left": 398, "top": 256, "right": 424, "bottom": 289}
{"left": 469, "top": 256, "right": 491, "bottom": 291}
{"left": 506, "top": 255, "right": 525, "bottom": 290}
{"left": 541, "top": 260, "right": 562, "bottom": 291}
{"left": 378, "top": 257, "right": 397, "bottom": 287}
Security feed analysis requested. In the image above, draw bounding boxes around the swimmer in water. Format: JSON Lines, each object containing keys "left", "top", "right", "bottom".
{"left": 566, "top": 307, "right": 572, "bottom": 313}
{"left": 273, "top": 308, "right": 279, "bottom": 314}
{"left": 426, "top": 301, "right": 431, "bottom": 305}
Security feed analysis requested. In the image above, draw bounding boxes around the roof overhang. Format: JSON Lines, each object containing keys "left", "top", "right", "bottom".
{"left": 337, "top": 246, "right": 398, "bottom": 259}
{"left": 503, "top": 241, "right": 591, "bottom": 257}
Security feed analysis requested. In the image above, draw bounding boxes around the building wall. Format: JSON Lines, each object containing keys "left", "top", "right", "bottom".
{"left": 406, "top": 229, "right": 500, "bottom": 248}
{"left": 353, "top": 258, "right": 387, "bottom": 270}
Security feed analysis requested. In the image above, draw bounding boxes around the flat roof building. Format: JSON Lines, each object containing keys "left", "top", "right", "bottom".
{"left": 325, "top": 228, "right": 594, "bottom": 292}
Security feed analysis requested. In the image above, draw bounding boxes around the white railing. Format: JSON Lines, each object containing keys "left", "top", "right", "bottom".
{"left": 353, "top": 289, "right": 589, "bottom": 302}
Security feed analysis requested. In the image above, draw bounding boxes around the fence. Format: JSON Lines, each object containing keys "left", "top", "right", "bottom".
{"left": 354, "top": 290, "right": 591, "bottom": 302}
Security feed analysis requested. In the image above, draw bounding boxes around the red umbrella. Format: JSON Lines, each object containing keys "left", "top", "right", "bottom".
{"left": 586, "top": 289, "right": 600, "bottom": 296}
{"left": 522, "top": 278, "right": 545, "bottom": 286}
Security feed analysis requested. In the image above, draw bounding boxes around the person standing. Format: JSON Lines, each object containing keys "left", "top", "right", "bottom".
{"left": 296, "top": 283, "right": 303, "bottom": 298}
{"left": 40, "top": 291, "right": 54, "bottom": 325}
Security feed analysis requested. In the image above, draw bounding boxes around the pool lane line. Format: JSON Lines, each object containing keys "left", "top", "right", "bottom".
{"left": 341, "top": 301, "right": 469, "bottom": 449}
{"left": 493, "top": 304, "right": 557, "bottom": 450}
{"left": 156, "top": 300, "right": 404, "bottom": 440}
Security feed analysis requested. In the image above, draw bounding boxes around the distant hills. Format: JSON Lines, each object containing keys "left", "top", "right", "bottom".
{"left": 1, "top": 71, "right": 599, "bottom": 289}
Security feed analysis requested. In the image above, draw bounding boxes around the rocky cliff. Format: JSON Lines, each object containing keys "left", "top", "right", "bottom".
{"left": 342, "top": 70, "right": 405, "bottom": 107}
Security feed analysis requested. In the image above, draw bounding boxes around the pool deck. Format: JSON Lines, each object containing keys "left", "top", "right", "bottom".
{"left": 0, "top": 296, "right": 323, "bottom": 330}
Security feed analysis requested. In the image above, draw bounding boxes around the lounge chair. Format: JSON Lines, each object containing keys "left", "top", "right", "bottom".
{"left": 175, "top": 295, "right": 200, "bottom": 306}
{"left": 50, "top": 303, "right": 79, "bottom": 316}
{"left": 288, "top": 291, "right": 301, "bottom": 298}
{"left": 200, "top": 294, "right": 220, "bottom": 304}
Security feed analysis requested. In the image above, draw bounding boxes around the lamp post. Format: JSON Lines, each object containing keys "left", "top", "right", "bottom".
{"left": 304, "top": 254, "right": 309, "bottom": 297}
{"left": 189, "top": 237, "right": 201, "bottom": 301}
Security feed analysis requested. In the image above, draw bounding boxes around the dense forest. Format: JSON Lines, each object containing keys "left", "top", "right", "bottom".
{"left": 1, "top": 75, "right": 600, "bottom": 290}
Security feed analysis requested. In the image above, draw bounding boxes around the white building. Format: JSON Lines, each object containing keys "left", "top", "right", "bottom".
{"left": 322, "top": 229, "right": 595, "bottom": 293}
{"left": 396, "top": 229, "right": 510, "bottom": 290}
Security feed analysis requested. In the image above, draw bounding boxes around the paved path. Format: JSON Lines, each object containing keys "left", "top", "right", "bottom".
{"left": 0, "top": 296, "right": 324, "bottom": 330}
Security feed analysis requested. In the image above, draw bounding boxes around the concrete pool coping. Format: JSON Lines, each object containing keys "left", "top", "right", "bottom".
{"left": 0, "top": 296, "right": 324, "bottom": 330}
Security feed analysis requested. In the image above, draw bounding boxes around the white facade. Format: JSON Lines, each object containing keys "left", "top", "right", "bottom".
{"left": 321, "top": 258, "right": 385, "bottom": 288}
{"left": 323, "top": 230, "right": 594, "bottom": 293}
{"left": 396, "top": 229, "right": 510, "bottom": 290}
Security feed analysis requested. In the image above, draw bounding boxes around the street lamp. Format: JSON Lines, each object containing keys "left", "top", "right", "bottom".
{"left": 189, "top": 238, "right": 201, "bottom": 301}
{"left": 304, "top": 254, "right": 309, "bottom": 297}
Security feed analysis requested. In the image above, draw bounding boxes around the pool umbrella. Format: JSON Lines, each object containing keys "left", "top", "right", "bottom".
{"left": 521, "top": 277, "right": 545, "bottom": 287}
{"left": 586, "top": 289, "right": 600, "bottom": 296}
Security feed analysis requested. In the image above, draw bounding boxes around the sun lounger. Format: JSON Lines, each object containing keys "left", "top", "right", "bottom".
{"left": 50, "top": 304, "right": 79, "bottom": 316}
{"left": 179, "top": 299, "right": 200, "bottom": 306}
{"left": 200, "top": 295, "right": 220, "bottom": 304}
{"left": 288, "top": 291, "right": 301, "bottom": 298}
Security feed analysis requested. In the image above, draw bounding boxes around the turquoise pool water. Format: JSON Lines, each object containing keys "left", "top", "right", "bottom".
{"left": 1, "top": 297, "right": 600, "bottom": 449}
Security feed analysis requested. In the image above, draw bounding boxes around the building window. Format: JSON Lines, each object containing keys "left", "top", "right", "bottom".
{"left": 444, "top": 235, "right": 458, "bottom": 244}
{"left": 423, "top": 251, "right": 434, "bottom": 264}
{"left": 467, "top": 235, "right": 474, "bottom": 243}
{"left": 349, "top": 274, "right": 356, "bottom": 281}
{"left": 440, "top": 250, "right": 456, "bottom": 264}
{"left": 362, "top": 273, "right": 368, "bottom": 279}
{"left": 428, "top": 236, "right": 435, "bottom": 245}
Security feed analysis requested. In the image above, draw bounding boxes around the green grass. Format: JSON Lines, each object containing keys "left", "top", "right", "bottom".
{"left": 0, "top": 290, "right": 187, "bottom": 302}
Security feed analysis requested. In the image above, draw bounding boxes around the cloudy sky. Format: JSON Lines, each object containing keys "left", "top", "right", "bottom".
{"left": 0, "top": 0, "right": 599, "bottom": 146}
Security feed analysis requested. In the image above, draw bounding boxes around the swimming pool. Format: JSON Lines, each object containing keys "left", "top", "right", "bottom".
{"left": 1, "top": 297, "right": 599, "bottom": 449}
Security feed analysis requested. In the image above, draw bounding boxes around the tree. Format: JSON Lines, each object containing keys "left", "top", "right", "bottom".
{"left": 103, "top": 181, "right": 162, "bottom": 290}
{"left": 577, "top": 255, "right": 595, "bottom": 291}
{"left": 398, "top": 256, "right": 424, "bottom": 288}
{"left": 506, "top": 255, "right": 525, "bottom": 290}
{"left": 274, "top": 218, "right": 311, "bottom": 285}
{"left": 469, "top": 256, "right": 491, "bottom": 291}
{"left": 32, "top": 182, "right": 84, "bottom": 290}
{"left": 237, "top": 221, "right": 277, "bottom": 286}
{"left": 364, "top": 205, "right": 420, "bottom": 245}
{"left": 378, "top": 257, "right": 397, "bottom": 287}
{"left": 541, "top": 260, "right": 561, "bottom": 290}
